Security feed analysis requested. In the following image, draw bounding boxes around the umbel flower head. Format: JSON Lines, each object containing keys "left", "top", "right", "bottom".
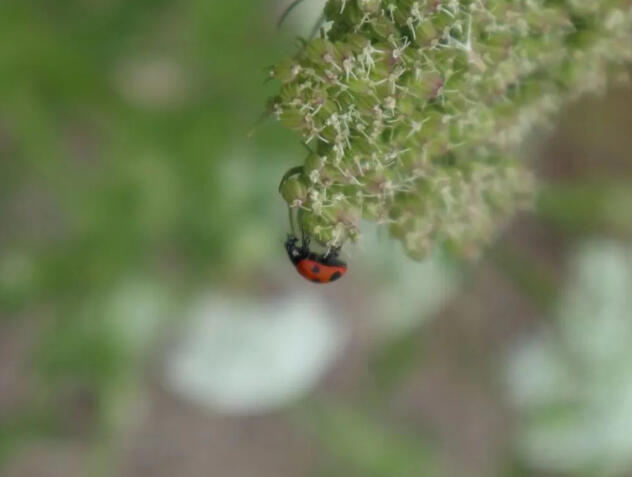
{"left": 270, "top": 0, "right": 632, "bottom": 259}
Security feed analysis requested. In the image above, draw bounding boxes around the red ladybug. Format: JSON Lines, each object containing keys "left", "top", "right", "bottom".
{"left": 285, "top": 234, "right": 347, "bottom": 284}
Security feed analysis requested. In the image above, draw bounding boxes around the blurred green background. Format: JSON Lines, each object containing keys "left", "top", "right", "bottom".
{"left": 1, "top": 1, "right": 632, "bottom": 476}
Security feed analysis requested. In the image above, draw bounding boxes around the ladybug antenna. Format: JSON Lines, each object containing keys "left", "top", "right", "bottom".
{"left": 277, "top": 0, "right": 325, "bottom": 43}
{"left": 280, "top": 165, "right": 303, "bottom": 237}
{"left": 287, "top": 205, "right": 297, "bottom": 237}
{"left": 297, "top": 208, "right": 308, "bottom": 245}
{"left": 277, "top": 0, "right": 305, "bottom": 30}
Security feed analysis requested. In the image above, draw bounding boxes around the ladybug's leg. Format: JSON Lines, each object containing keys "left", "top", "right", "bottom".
{"left": 325, "top": 245, "right": 341, "bottom": 260}
{"left": 298, "top": 211, "right": 311, "bottom": 253}
{"left": 285, "top": 234, "right": 307, "bottom": 265}
{"left": 285, "top": 236, "right": 295, "bottom": 255}
{"left": 301, "top": 234, "right": 311, "bottom": 254}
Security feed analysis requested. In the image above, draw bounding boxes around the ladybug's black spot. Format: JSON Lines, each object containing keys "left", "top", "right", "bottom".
{"left": 312, "top": 265, "right": 321, "bottom": 273}
{"left": 311, "top": 278, "right": 321, "bottom": 283}
{"left": 329, "top": 271, "right": 342, "bottom": 282}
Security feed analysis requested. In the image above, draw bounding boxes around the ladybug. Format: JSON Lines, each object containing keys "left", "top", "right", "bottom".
{"left": 285, "top": 234, "right": 347, "bottom": 284}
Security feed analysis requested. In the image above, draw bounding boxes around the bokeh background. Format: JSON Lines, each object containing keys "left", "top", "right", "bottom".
{"left": 1, "top": 1, "right": 632, "bottom": 476}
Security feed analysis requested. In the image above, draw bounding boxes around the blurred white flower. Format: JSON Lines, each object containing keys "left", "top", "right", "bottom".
{"left": 506, "top": 240, "right": 632, "bottom": 475}
{"left": 164, "top": 293, "right": 347, "bottom": 415}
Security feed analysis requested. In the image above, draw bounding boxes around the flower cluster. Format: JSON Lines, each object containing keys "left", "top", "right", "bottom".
{"left": 271, "top": 0, "right": 632, "bottom": 259}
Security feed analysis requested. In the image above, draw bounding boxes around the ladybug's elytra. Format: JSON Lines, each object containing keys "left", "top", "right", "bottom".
{"left": 285, "top": 235, "right": 347, "bottom": 284}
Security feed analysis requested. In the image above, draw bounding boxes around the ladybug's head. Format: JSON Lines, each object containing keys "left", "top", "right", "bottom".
{"left": 285, "top": 234, "right": 307, "bottom": 265}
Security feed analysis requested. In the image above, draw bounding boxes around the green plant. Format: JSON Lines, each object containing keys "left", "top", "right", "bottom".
{"left": 271, "top": 0, "right": 632, "bottom": 259}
